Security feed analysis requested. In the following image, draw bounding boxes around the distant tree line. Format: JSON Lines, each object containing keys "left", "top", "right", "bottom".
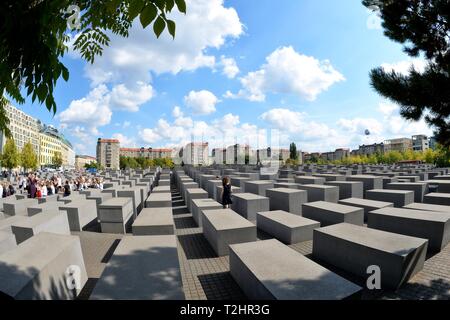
{"left": 306, "top": 145, "right": 450, "bottom": 167}
{"left": 120, "top": 156, "right": 174, "bottom": 169}
{"left": 0, "top": 138, "right": 42, "bottom": 171}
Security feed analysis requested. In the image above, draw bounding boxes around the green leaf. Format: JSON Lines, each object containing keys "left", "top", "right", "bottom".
{"left": 140, "top": 4, "right": 158, "bottom": 28}
{"left": 61, "top": 66, "right": 69, "bottom": 81}
{"left": 153, "top": 15, "right": 166, "bottom": 38}
{"left": 167, "top": 19, "right": 176, "bottom": 38}
{"left": 128, "top": 0, "right": 145, "bottom": 20}
{"left": 174, "top": 0, "right": 186, "bottom": 13}
{"left": 166, "top": 0, "right": 175, "bottom": 12}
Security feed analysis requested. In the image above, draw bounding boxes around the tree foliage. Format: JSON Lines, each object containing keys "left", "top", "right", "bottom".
{"left": 362, "top": 0, "right": 450, "bottom": 146}
{"left": 306, "top": 148, "right": 449, "bottom": 167}
{"left": 289, "top": 142, "right": 298, "bottom": 160}
{"left": 120, "top": 156, "right": 174, "bottom": 169}
{"left": 20, "top": 141, "right": 38, "bottom": 171}
{"left": 0, "top": 138, "right": 20, "bottom": 170}
{"left": 0, "top": 0, "right": 186, "bottom": 135}
{"left": 52, "top": 151, "right": 63, "bottom": 167}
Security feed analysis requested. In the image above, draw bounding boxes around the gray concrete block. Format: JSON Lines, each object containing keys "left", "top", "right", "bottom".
{"left": 145, "top": 192, "right": 172, "bottom": 208}
{"left": 90, "top": 235, "right": 184, "bottom": 300}
{"left": 294, "top": 176, "right": 326, "bottom": 185}
{"left": 313, "top": 223, "right": 428, "bottom": 289}
{"left": 312, "top": 174, "right": 346, "bottom": 182}
{"left": 297, "top": 184, "right": 339, "bottom": 203}
{"left": 302, "top": 201, "right": 364, "bottom": 227}
{"left": 11, "top": 211, "right": 71, "bottom": 244}
{"left": 215, "top": 185, "right": 242, "bottom": 204}
{"left": 338, "top": 197, "right": 394, "bottom": 221}
{"left": 386, "top": 182, "right": 429, "bottom": 203}
{"left": 325, "top": 181, "right": 363, "bottom": 199}
{"left": 0, "top": 231, "right": 17, "bottom": 255}
{"left": 191, "top": 199, "right": 222, "bottom": 228}
{"left": 231, "top": 193, "right": 270, "bottom": 222}
{"left": 257, "top": 211, "right": 320, "bottom": 244}
{"left": 366, "top": 189, "right": 414, "bottom": 208}
{"left": 244, "top": 180, "right": 275, "bottom": 196}
{"left": 117, "top": 187, "right": 142, "bottom": 218}
{"left": 59, "top": 199, "right": 97, "bottom": 232}
{"left": 346, "top": 175, "right": 383, "bottom": 196}
{"left": 185, "top": 188, "right": 208, "bottom": 212}
{"left": 230, "top": 177, "right": 250, "bottom": 191}
{"left": 132, "top": 207, "right": 174, "bottom": 235}
{"left": 424, "top": 193, "right": 450, "bottom": 206}
{"left": 265, "top": 188, "right": 307, "bottom": 215}
{"left": 230, "top": 239, "right": 361, "bottom": 300}
{"left": 404, "top": 202, "right": 450, "bottom": 214}
{"left": 3, "top": 199, "right": 39, "bottom": 216}
{"left": 203, "top": 209, "right": 256, "bottom": 256}
{"left": 368, "top": 207, "right": 450, "bottom": 252}
{"left": 0, "top": 232, "right": 87, "bottom": 299}
{"left": 98, "top": 197, "right": 134, "bottom": 234}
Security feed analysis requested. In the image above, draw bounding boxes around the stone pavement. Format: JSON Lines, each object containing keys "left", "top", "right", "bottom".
{"left": 73, "top": 184, "right": 450, "bottom": 300}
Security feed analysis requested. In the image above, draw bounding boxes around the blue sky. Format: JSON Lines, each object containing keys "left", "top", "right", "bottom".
{"left": 16, "top": 0, "right": 432, "bottom": 156}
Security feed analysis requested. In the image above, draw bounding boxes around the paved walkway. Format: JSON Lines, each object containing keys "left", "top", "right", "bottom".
{"left": 74, "top": 184, "right": 450, "bottom": 300}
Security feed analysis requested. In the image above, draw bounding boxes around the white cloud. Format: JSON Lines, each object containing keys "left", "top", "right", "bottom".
{"left": 139, "top": 128, "right": 161, "bottom": 144}
{"left": 111, "top": 133, "right": 137, "bottom": 147}
{"left": 184, "top": 90, "right": 219, "bottom": 115}
{"left": 123, "top": 121, "right": 131, "bottom": 128}
{"left": 381, "top": 58, "right": 427, "bottom": 75}
{"left": 220, "top": 56, "right": 239, "bottom": 78}
{"left": 172, "top": 106, "right": 183, "bottom": 118}
{"left": 81, "top": 0, "right": 243, "bottom": 85}
{"left": 230, "top": 46, "right": 345, "bottom": 102}
{"left": 109, "top": 82, "right": 154, "bottom": 112}
{"left": 58, "top": 85, "right": 112, "bottom": 128}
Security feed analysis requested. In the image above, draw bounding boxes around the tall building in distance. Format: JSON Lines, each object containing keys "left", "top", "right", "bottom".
{"left": 182, "top": 142, "right": 209, "bottom": 166}
{"left": 96, "top": 138, "right": 120, "bottom": 170}
{"left": 75, "top": 155, "right": 97, "bottom": 170}
{"left": 0, "top": 103, "right": 40, "bottom": 154}
{"left": 119, "top": 147, "right": 173, "bottom": 159}
{"left": 412, "top": 135, "right": 429, "bottom": 152}
{"left": 0, "top": 104, "right": 75, "bottom": 169}
{"left": 38, "top": 124, "right": 75, "bottom": 168}
{"left": 384, "top": 137, "right": 413, "bottom": 153}
{"left": 352, "top": 143, "right": 384, "bottom": 156}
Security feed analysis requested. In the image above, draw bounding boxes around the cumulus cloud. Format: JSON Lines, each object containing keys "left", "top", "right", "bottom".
{"left": 220, "top": 56, "right": 239, "bottom": 78}
{"left": 109, "top": 82, "right": 154, "bottom": 112}
{"left": 111, "top": 133, "right": 137, "bottom": 147}
{"left": 139, "top": 128, "right": 161, "bottom": 144}
{"left": 172, "top": 106, "right": 183, "bottom": 118}
{"left": 229, "top": 46, "right": 345, "bottom": 102}
{"left": 58, "top": 82, "right": 153, "bottom": 136}
{"left": 81, "top": 0, "right": 243, "bottom": 84}
{"left": 184, "top": 90, "right": 219, "bottom": 115}
{"left": 58, "top": 85, "right": 112, "bottom": 128}
{"left": 381, "top": 58, "right": 427, "bottom": 75}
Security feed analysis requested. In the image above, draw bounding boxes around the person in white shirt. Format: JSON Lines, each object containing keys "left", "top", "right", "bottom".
{"left": 0, "top": 183, "right": 3, "bottom": 199}
{"left": 41, "top": 182, "right": 48, "bottom": 197}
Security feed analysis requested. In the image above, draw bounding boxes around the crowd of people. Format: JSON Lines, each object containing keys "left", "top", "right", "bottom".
{"left": 0, "top": 173, "right": 104, "bottom": 199}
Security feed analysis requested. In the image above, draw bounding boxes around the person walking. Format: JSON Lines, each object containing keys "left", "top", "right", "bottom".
{"left": 221, "top": 176, "right": 233, "bottom": 209}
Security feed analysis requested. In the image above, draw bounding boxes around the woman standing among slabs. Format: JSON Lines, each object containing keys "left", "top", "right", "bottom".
{"left": 221, "top": 176, "right": 233, "bottom": 209}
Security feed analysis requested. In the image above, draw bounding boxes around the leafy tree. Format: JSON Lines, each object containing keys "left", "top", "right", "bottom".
{"left": 20, "top": 141, "right": 38, "bottom": 171}
{"left": 363, "top": 0, "right": 450, "bottom": 146}
{"left": 289, "top": 142, "right": 298, "bottom": 160}
{"left": 1, "top": 138, "right": 20, "bottom": 170}
{"left": 434, "top": 144, "right": 450, "bottom": 167}
{"left": 52, "top": 151, "right": 63, "bottom": 167}
{"left": 84, "top": 161, "right": 104, "bottom": 170}
{"left": 423, "top": 148, "right": 437, "bottom": 164}
{"left": 0, "top": 0, "right": 186, "bottom": 135}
